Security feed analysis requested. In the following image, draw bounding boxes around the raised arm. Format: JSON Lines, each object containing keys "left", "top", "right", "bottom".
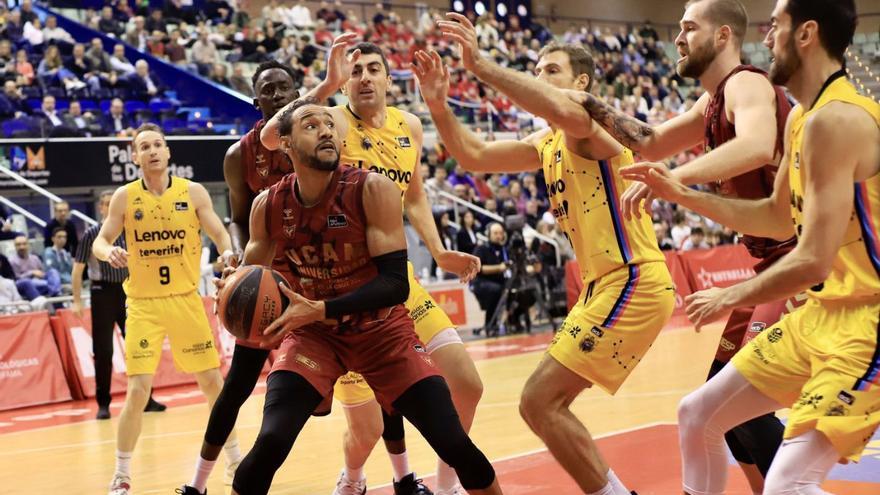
{"left": 222, "top": 140, "right": 252, "bottom": 256}
{"left": 93, "top": 186, "right": 128, "bottom": 268}
{"left": 686, "top": 102, "right": 878, "bottom": 328}
{"left": 402, "top": 112, "right": 480, "bottom": 282}
{"left": 413, "top": 49, "right": 543, "bottom": 173}
{"left": 261, "top": 33, "right": 360, "bottom": 150}
{"left": 438, "top": 13, "right": 598, "bottom": 140}
{"left": 190, "top": 182, "right": 233, "bottom": 263}
{"left": 577, "top": 90, "right": 706, "bottom": 161}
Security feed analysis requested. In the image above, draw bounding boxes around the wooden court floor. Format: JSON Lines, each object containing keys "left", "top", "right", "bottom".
{"left": 1, "top": 319, "right": 878, "bottom": 494}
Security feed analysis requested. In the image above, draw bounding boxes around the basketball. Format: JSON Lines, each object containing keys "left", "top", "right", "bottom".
{"left": 216, "top": 265, "right": 290, "bottom": 342}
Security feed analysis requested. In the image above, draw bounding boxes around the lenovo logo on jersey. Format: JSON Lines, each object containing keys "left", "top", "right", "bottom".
{"left": 174, "top": 201, "right": 188, "bottom": 211}
{"left": 134, "top": 229, "right": 187, "bottom": 242}
{"left": 328, "top": 214, "right": 348, "bottom": 228}
{"left": 350, "top": 161, "right": 413, "bottom": 185}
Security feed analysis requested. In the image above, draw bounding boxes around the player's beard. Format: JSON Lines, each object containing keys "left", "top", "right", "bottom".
{"left": 677, "top": 37, "right": 717, "bottom": 79}
{"left": 297, "top": 147, "right": 339, "bottom": 172}
{"left": 769, "top": 36, "right": 801, "bottom": 86}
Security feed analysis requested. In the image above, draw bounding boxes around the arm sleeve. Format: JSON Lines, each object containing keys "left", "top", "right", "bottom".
{"left": 324, "top": 249, "right": 409, "bottom": 319}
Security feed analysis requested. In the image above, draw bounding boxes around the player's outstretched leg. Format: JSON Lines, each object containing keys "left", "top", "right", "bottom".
{"left": 231, "top": 371, "right": 324, "bottom": 495}
{"left": 393, "top": 376, "right": 501, "bottom": 495}
{"left": 181, "top": 345, "right": 270, "bottom": 494}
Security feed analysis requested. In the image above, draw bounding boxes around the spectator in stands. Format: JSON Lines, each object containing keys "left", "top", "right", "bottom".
{"left": 165, "top": 0, "right": 196, "bottom": 24}
{"left": 262, "top": 0, "right": 286, "bottom": 27}
{"left": 99, "top": 6, "right": 124, "bottom": 38}
{"left": 146, "top": 9, "right": 167, "bottom": 34}
{"left": 4, "top": 10, "right": 24, "bottom": 44}
{"left": 38, "top": 45, "right": 85, "bottom": 92}
{"left": 433, "top": 211, "right": 458, "bottom": 279}
{"left": 681, "top": 226, "right": 710, "bottom": 251}
{"left": 288, "top": 1, "right": 314, "bottom": 29}
{"left": 0, "top": 249, "right": 22, "bottom": 306}
{"left": 102, "top": 97, "right": 134, "bottom": 136}
{"left": 127, "top": 59, "right": 161, "bottom": 99}
{"left": 228, "top": 63, "right": 253, "bottom": 96}
{"left": 0, "top": 80, "right": 28, "bottom": 119}
{"left": 10, "top": 235, "right": 62, "bottom": 301}
{"left": 146, "top": 30, "right": 167, "bottom": 58}
{"left": 42, "top": 15, "right": 74, "bottom": 45}
{"left": 162, "top": 30, "right": 186, "bottom": 67}
{"left": 43, "top": 227, "right": 74, "bottom": 288}
{"left": 19, "top": 0, "right": 37, "bottom": 24}
{"left": 670, "top": 211, "right": 690, "bottom": 248}
{"left": 109, "top": 43, "right": 135, "bottom": 76}
{"left": 654, "top": 221, "right": 675, "bottom": 251}
{"left": 0, "top": 204, "right": 23, "bottom": 241}
{"left": 0, "top": 40, "right": 14, "bottom": 82}
{"left": 472, "top": 222, "right": 509, "bottom": 335}
{"left": 63, "top": 100, "right": 99, "bottom": 136}
{"left": 43, "top": 201, "right": 79, "bottom": 253}
{"left": 22, "top": 17, "right": 44, "bottom": 48}
{"left": 66, "top": 43, "right": 102, "bottom": 92}
{"left": 191, "top": 28, "right": 218, "bottom": 76}
{"left": 456, "top": 210, "right": 479, "bottom": 255}
{"left": 524, "top": 199, "right": 541, "bottom": 228}
{"left": 114, "top": 0, "right": 135, "bottom": 22}
{"left": 448, "top": 162, "right": 477, "bottom": 191}
{"left": 125, "top": 16, "right": 149, "bottom": 52}
{"left": 36, "top": 94, "right": 68, "bottom": 133}
{"left": 209, "top": 62, "right": 231, "bottom": 87}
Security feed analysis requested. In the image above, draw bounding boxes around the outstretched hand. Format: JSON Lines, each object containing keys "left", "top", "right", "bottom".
{"left": 324, "top": 33, "right": 361, "bottom": 91}
{"left": 437, "top": 12, "right": 484, "bottom": 73}
{"left": 413, "top": 49, "right": 450, "bottom": 109}
{"left": 619, "top": 162, "right": 688, "bottom": 206}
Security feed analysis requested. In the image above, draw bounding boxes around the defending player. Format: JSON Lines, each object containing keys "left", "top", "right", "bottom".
{"left": 574, "top": 0, "right": 796, "bottom": 487}
{"left": 229, "top": 98, "right": 502, "bottom": 495}
{"left": 180, "top": 60, "right": 299, "bottom": 494}
{"left": 93, "top": 124, "right": 235, "bottom": 495}
{"left": 621, "top": 0, "right": 880, "bottom": 492}
{"left": 262, "top": 38, "right": 481, "bottom": 495}
{"left": 415, "top": 14, "right": 674, "bottom": 495}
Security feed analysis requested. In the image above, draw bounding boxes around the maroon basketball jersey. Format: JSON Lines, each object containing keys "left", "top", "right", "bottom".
{"left": 704, "top": 65, "right": 795, "bottom": 260}
{"left": 240, "top": 119, "right": 293, "bottom": 194}
{"left": 265, "top": 166, "right": 377, "bottom": 302}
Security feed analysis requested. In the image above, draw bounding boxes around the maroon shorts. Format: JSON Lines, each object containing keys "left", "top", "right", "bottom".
{"left": 714, "top": 255, "right": 806, "bottom": 362}
{"left": 270, "top": 305, "right": 440, "bottom": 412}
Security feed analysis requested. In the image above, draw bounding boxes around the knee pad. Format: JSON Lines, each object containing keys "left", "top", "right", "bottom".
{"left": 381, "top": 410, "right": 405, "bottom": 442}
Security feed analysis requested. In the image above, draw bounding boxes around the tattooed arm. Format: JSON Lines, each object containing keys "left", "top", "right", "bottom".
{"left": 571, "top": 91, "right": 708, "bottom": 161}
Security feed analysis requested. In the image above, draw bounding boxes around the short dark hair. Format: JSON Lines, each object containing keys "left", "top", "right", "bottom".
{"left": 785, "top": 0, "right": 857, "bottom": 64}
{"left": 277, "top": 96, "right": 320, "bottom": 137}
{"left": 537, "top": 42, "right": 596, "bottom": 91}
{"left": 51, "top": 226, "right": 66, "bottom": 237}
{"left": 350, "top": 42, "right": 389, "bottom": 75}
{"left": 686, "top": 0, "right": 748, "bottom": 46}
{"left": 251, "top": 60, "right": 302, "bottom": 89}
{"left": 132, "top": 123, "right": 164, "bottom": 146}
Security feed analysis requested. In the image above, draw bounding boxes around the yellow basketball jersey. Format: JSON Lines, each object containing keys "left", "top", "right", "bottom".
{"left": 337, "top": 105, "right": 418, "bottom": 197}
{"left": 788, "top": 74, "right": 880, "bottom": 301}
{"left": 537, "top": 129, "right": 665, "bottom": 283}
{"left": 123, "top": 176, "right": 203, "bottom": 298}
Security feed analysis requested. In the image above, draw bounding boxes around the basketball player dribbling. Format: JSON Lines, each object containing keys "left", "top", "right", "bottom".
{"left": 576, "top": 1, "right": 799, "bottom": 489}
{"left": 179, "top": 60, "right": 300, "bottom": 495}
{"left": 262, "top": 37, "right": 482, "bottom": 495}
{"left": 227, "top": 98, "right": 502, "bottom": 495}
{"left": 93, "top": 124, "right": 236, "bottom": 495}
{"left": 416, "top": 13, "right": 674, "bottom": 495}
{"left": 621, "top": 0, "right": 880, "bottom": 492}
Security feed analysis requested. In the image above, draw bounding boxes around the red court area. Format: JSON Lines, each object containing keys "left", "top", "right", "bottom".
{"left": 368, "top": 424, "right": 880, "bottom": 495}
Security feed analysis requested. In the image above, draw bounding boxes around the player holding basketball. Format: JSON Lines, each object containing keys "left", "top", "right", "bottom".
{"left": 93, "top": 124, "right": 235, "bottom": 495}
{"left": 415, "top": 14, "right": 674, "bottom": 495}
{"left": 621, "top": 0, "right": 880, "bottom": 492}
{"left": 179, "top": 60, "right": 299, "bottom": 495}
{"left": 262, "top": 37, "right": 482, "bottom": 495}
{"left": 229, "top": 97, "right": 502, "bottom": 495}
{"left": 574, "top": 0, "right": 795, "bottom": 488}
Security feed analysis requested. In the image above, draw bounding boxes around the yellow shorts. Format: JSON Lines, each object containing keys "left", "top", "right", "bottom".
{"left": 124, "top": 291, "right": 220, "bottom": 376}
{"left": 731, "top": 297, "right": 880, "bottom": 461}
{"left": 333, "top": 262, "right": 456, "bottom": 407}
{"left": 548, "top": 262, "right": 674, "bottom": 395}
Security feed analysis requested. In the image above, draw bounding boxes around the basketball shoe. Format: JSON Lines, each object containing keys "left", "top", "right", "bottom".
{"left": 332, "top": 470, "right": 367, "bottom": 495}
{"left": 108, "top": 474, "right": 131, "bottom": 495}
{"left": 394, "top": 473, "right": 433, "bottom": 495}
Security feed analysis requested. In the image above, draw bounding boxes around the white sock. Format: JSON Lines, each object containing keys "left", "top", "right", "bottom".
{"left": 224, "top": 439, "right": 242, "bottom": 464}
{"left": 606, "top": 469, "right": 630, "bottom": 495}
{"left": 587, "top": 482, "right": 616, "bottom": 495}
{"left": 436, "top": 460, "right": 460, "bottom": 491}
{"left": 190, "top": 457, "right": 216, "bottom": 492}
{"left": 389, "top": 452, "right": 410, "bottom": 482}
{"left": 344, "top": 464, "right": 365, "bottom": 482}
{"left": 115, "top": 450, "right": 133, "bottom": 477}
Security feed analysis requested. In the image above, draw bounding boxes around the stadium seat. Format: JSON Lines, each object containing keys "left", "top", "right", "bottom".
{"left": 79, "top": 100, "right": 98, "bottom": 112}
{"left": 2, "top": 117, "right": 41, "bottom": 138}
{"left": 124, "top": 100, "right": 147, "bottom": 114}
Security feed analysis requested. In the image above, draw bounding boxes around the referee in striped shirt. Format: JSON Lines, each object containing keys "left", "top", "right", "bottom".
{"left": 73, "top": 190, "right": 166, "bottom": 420}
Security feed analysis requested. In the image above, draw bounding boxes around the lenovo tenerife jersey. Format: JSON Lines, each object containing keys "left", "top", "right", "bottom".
{"left": 788, "top": 73, "right": 880, "bottom": 301}
{"left": 123, "top": 176, "right": 202, "bottom": 298}
{"left": 536, "top": 131, "right": 664, "bottom": 284}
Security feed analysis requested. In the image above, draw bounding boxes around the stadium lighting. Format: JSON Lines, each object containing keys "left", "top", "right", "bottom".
{"left": 474, "top": 0, "right": 486, "bottom": 16}
{"left": 517, "top": 4, "right": 528, "bottom": 16}
{"left": 453, "top": 0, "right": 464, "bottom": 12}
{"left": 496, "top": 1, "right": 507, "bottom": 17}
